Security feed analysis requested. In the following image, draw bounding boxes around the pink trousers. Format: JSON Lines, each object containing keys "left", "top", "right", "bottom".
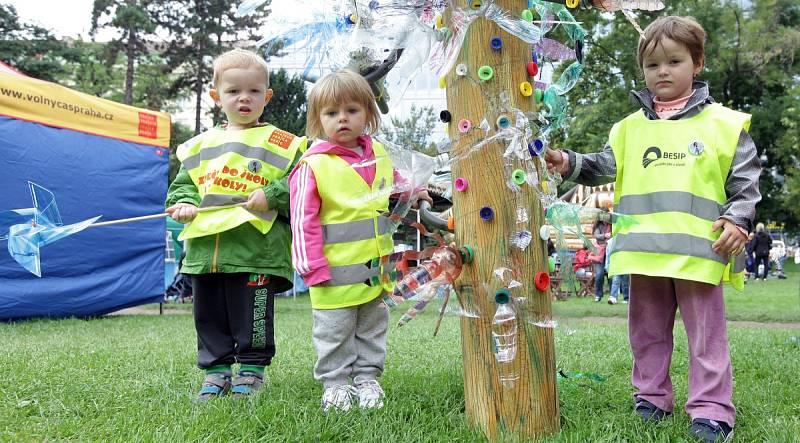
{"left": 628, "top": 275, "right": 735, "bottom": 426}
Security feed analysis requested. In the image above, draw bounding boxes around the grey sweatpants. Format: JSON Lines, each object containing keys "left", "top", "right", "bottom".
{"left": 311, "top": 295, "right": 388, "bottom": 388}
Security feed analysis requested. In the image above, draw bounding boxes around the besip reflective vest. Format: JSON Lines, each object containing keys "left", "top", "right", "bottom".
{"left": 303, "top": 141, "right": 396, "bottom": 309}
{"left": 607, "top": 103, "right": 749, "bottom": 289}
{"left": 176, "top": 125, "right": 305, "bottom": 240}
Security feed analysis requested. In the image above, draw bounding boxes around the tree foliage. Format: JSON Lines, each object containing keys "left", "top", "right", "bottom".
{"left": 158, "top": 0, "right": 269, "bottom": 134}
{"left": 260, "top": 69, "right": 308, "bottom": 136}
{"left": 0, "top": 4, "right": 82, "bottom": 81}
{"left": 91, "top": 0, "right": 159, "bottom": 104}
{"left": 382, "top": 105, "right": 439, "bottom": 155}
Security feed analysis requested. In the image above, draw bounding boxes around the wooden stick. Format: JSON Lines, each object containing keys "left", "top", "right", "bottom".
{"left": 432, "top": 285, "right": 452, "bottom": 337}
{"left": 88, "top": 202, "right": 248, "bottom": 228}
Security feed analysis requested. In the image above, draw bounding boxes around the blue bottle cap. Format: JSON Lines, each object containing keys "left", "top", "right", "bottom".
{"left": 479, "top": 206, "right": 494, "bottom": 221}
{"left": 490, "top": 37, "right": 502, "bottom": 50}
{"left": 528, "top": 139, "right": 544, "bottom": 156}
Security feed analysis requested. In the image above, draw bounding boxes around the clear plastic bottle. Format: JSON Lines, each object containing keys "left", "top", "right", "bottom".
{"left": 393, "top": 246, "right": 472, "bottom": 300}
{"left": 492, "top": 289, "right": 519, "bottom": 389}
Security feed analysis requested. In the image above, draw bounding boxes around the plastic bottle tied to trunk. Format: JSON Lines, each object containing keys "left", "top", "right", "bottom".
{"left": 492, "top": 289, "right": 519, "bottom": 389}
{"left": 393, "top": 246, "right": 470, "bottom": 301}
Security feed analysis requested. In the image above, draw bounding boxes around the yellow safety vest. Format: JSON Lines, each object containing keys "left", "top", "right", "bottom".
{"left": 176, "top": 125, "right": 306, "bottom": 240}
{"left": 302, "top": 141, "right": 396, "bottom": 309}
{"left": 608, "top": 103, "right": 750, "bottom": 290}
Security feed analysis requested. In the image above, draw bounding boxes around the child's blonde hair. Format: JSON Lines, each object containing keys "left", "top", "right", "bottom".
{"left": 638, "top": 16, "right": 706, "bottom": 70}
{"left": 212, "top": 49, "right": 270, "bottom": 88}
{"left": 306, "top": 70, "right": 381, "bottom": 140}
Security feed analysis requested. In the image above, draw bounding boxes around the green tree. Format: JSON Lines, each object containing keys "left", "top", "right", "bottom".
{"left": 0, "top": 4, "right": 82, "bottom": 81}
{"left": 258, "top": 68, "right": 307, "bottom": 136}
{"left": 382, "top": 105, "right": 439, "bottom": 155}
{"left": 159, "top": 0, "right": 269, "bottom": 134}
{"left": 91, "top": 0, "right": 159, "bottom": 105}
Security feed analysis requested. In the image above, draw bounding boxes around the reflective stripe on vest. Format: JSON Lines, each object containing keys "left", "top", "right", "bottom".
{"left": 302, "top": 140, "right": 395, "bottom": 309}
{"left": 614, "top": 232, "right": 727, "bottom": 264}
{"left": 608, "top": 103, "right": 750, "bottom": 288}
{"left": 321, "top": 260, "right": 398, "bottom": 287}
{"left": 322, "top": 216, "right": 391, "bottom": 244}
{"left": 181, "top": 142, "right": 291, "bottom": 171}
{"left": 176, "top": 126, "right": 304, "bottom": 240}
{"left": 617, "top": 191, "right": 722, "bottom": 222}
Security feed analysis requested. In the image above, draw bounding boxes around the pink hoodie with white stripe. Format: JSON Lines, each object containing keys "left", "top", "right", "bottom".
{"left": 289, "top": 135, "right": 407, "bottom": 287}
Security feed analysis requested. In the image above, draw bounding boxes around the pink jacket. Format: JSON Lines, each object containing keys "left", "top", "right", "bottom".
{"left": 289, "top": 135, "right": 408, "bottom": 286}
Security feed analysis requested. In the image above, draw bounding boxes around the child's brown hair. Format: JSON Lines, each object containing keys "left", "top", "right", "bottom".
{"left": 638, "top": 16, "right": 706, "bottom": 70}
{"left": 306, "top": 70, "right": 380, "bottom": 140}
{"left": 212, "top": 49, "right": 270, "bottom": 88}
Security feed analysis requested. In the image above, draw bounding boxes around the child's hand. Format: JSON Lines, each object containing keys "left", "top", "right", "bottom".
{"left": 246, "top": 189, "right": 269, "bottom": 212}
{"left": 544, "top": 148, "right": 567, "bottom": 174}
{"left": 166, "top": 203, "right": 198, "bottom": 223}
{"left": 711, "top": 219, "right": 747, "bottom": 255}
{"left": 412, "top": 190, "right": 433, "bottom": 209}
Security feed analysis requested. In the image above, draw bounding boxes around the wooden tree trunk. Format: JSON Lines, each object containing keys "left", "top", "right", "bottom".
{"left": 446, "top": 1, "right": 560, "bottom": 439}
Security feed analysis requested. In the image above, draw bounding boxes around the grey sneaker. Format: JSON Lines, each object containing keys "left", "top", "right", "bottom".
{"left": 321, "top": 385, "right": 356, "bottom": 412}
{"left": 355, "top": 379, "right": 385, "bottom": 409}
{"left": 690, "top": 418, "right": 733, "bottom": 442}
{"left": 635, "top": 398, "right": 670, "bottom": 422}
{"left": 196, "top": 373, "right": 231, "bottom": 401}
{"left": 231, "top": 371, "right": 263, "bottom": 398}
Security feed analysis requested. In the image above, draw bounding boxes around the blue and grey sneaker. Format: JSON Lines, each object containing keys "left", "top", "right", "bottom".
{"left": 196, "top": 372, "right": 231, "bottom": 401}
{"left": 231, "top": 371, "right": 264, "bottom": 398}
{"left": 690, "top": 418, "right": 733, "bottom": 442}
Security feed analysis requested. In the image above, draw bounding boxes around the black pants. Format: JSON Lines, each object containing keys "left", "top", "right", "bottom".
{"left": 192, "top": 273, "right": 275, "bottom": 369}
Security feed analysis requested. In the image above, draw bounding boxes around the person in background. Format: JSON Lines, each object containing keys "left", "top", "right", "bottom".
{"left": 744, "top": 232, "right": 755, "bottom": 281}
{"left": 753, "top": 223, "right": 771, "bottom": 281}
{"left": 606, "top": 235, "right": 630, "bottom": 304}
{"left": 589, "top": 219, "right": 611, "bottom": 302}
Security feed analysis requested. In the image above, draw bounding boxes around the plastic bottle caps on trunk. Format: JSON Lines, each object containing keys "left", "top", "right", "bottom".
{"left": 520, "top": 81, "right": 533, "bottom": 97}
{"left": 512, "top": 169, "right": 526, "bottom": 185}
{"left": 480, "top": 206, "right": 494, "bottom": 221}
{"left": 521, "top": 9, "right": 533, "bottom": 22}
{"left": 527, "top": 61, "right": 539, "bottom": 77}
{"left": 478, "top": 65, "right": 494, "bottom": 81}
{"left": 496, "top": 115, "right": 510, "bottom": 129}
{"left": 535, "top": 272, "right": 550, "bottom": 291}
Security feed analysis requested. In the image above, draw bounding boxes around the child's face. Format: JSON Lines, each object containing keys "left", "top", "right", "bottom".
{"left": 642, "top": 37, "right": 702, "bottom": 102}
{"left": 319, "top": 101, "right": 368, "bottom": 149}
{"left": 210, "top": 66, "right": 272, "bottom": 130}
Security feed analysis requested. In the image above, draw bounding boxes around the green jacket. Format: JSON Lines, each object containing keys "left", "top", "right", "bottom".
{"left": 166, "top": 131, "right": 304, "bottom": 292}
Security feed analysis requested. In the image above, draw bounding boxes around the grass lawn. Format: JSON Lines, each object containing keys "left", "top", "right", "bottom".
{"left": 1, "top": 278, "right": 799, "bottom": 441}
{"left": 553, "top": 261, "right": 800, "bottom": 323}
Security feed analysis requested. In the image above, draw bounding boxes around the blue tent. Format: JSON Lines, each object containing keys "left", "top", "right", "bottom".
{"left": 0, "top": 69, "right": 172, "bottom": 320}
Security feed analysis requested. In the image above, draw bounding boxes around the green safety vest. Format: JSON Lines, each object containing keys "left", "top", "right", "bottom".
{"left": 303, "top": 141, "right": 396, "bottom": 309}
{"left": 176, "top": 125, "right": 306, "bottom": 240}
{"left": 608, "top": 103, "right": 750, "bottom": 290}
